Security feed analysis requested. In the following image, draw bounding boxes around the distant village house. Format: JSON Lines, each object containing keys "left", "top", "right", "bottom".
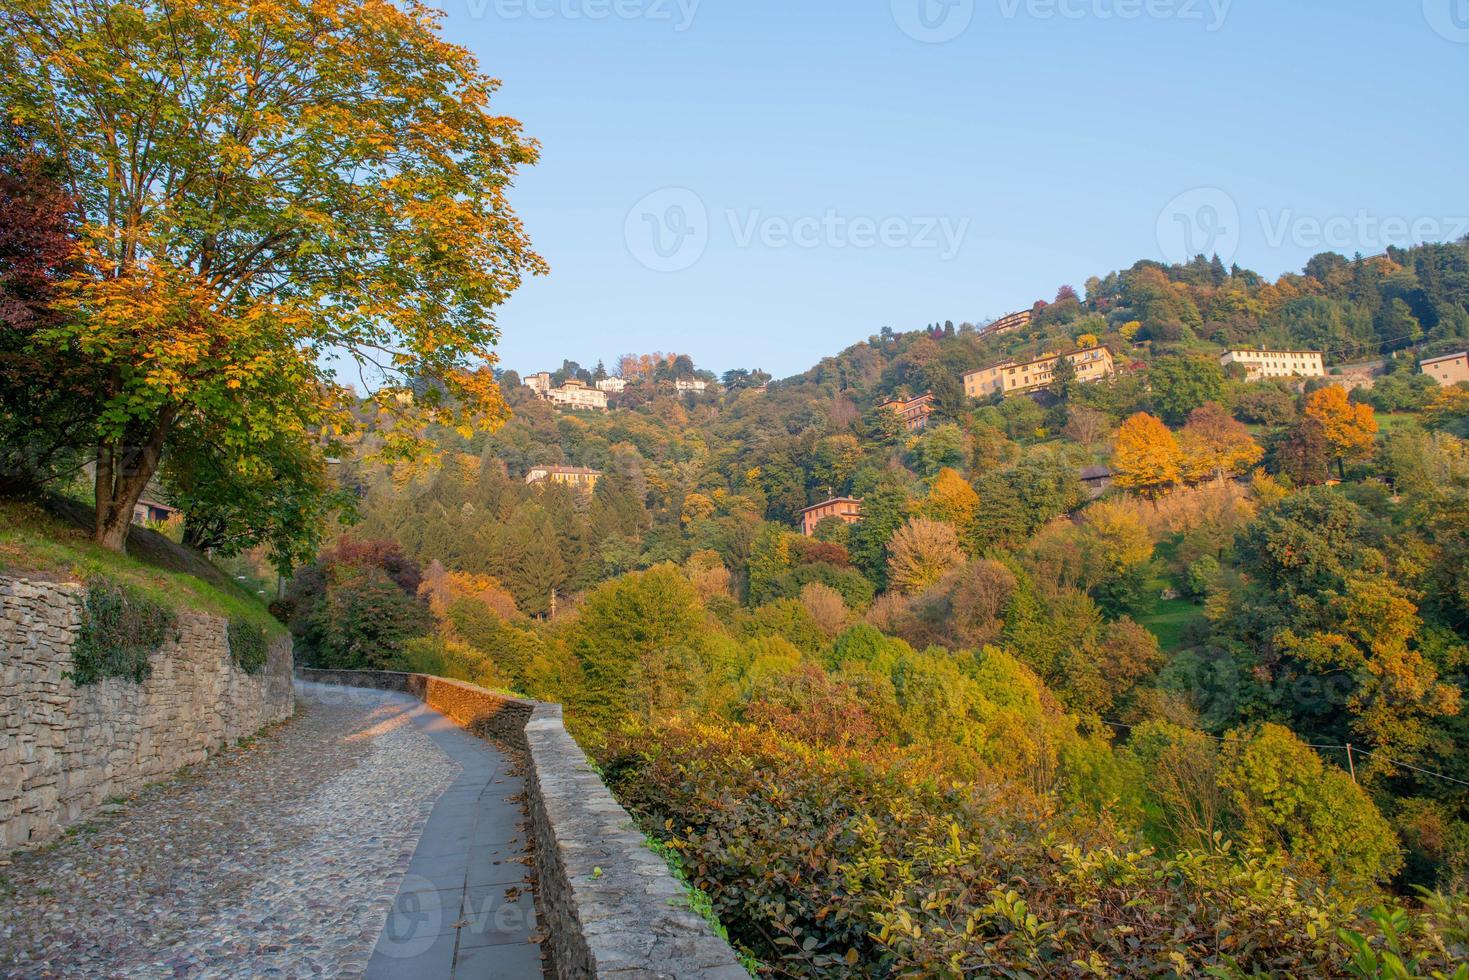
{"left": 524, "top": 371, "right": 553, "bottom": 395}
{"left": 980, "top": 309, "right": 1032, "bottom": 338}
{"left": 524, "top": 465, "right": 602, "bottom": 490}
{"left": 798, "top": 497, "right": 863, "bottom": 537}
{"left": 964, "top": 347, "right": 1115, "bottom": 399}
{"left": 674, "top": 378, "right": 708, "bottom": 393}
{"left": 876, "top": 392, "right": 935, "bottom": 431}
{"left": 543, "top": 379, "right": 609, "bottom": 412}
{"left": 595, "top": 377, "right": 628, "bottom": 393}
{"left": 1421, "top": 351, "right": 1469, "bottom": 387}
{"left": 1220, "top": 348, "right": 1325, "bottom": 381}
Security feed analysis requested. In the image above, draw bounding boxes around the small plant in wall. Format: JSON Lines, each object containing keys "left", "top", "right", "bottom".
{"left": 227, "top": 618, "right": 270, "bottom": 675}
{"left": 70, "top": 579, "right": 177, "bottom": 685}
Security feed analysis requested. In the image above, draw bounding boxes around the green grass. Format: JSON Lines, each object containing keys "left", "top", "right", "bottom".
{"left": 1138, "top": 596, "right": 1206, "bottom": 653}
{"left": 0, "top": 499, "right": 282, "bottom": 635}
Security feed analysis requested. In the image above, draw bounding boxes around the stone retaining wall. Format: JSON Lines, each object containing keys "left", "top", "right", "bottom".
{"left": 296, "top": 667, "right": 747, "bottom": 979}
{"left": 0, "top": 575, "right": 294, "bottom": 850}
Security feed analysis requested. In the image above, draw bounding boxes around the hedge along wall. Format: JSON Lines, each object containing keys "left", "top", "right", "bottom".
{"left": 296, "top": 668, "right": 748, "bottom": 980}
{"left": 0, "top": 575, "right": 294, "bottom": 850}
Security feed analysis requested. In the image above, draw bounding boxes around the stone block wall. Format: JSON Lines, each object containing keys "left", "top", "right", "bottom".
{"left": 0, "top": 575, "right": 294, "bottom": 850}
{"left": 296, "top": 668, "right": 747, "bottom": 979}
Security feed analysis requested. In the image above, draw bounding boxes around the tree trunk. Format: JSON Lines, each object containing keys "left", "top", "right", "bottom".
{"left": 93, "top": 407, "right": 176, "bottom": 552}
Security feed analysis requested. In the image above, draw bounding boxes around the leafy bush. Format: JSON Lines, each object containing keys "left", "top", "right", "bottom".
{"left": 226, "top": 617, "right": 269, "bottom": 674}
{"left": 71, "top": 579, "right": 176, "bottom": 685}
{"left": 606, "top": 719, "right": 1465, "bottom": 978}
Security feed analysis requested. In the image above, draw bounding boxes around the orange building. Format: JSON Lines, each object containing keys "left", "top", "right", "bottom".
{"left": 798, "top": 497, "right": 863, "bottom": 537}
{"left": 876, "top": 392, "right": 935, "bottom": 431}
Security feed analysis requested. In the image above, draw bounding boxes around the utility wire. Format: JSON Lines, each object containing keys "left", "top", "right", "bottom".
{"left": 1095, "top": 719, "right": 1469, "bottom": 789}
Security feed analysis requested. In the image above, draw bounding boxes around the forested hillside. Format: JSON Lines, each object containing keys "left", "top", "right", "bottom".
{"left": 283, "top": 240, "right": 1469, "bottom": 976}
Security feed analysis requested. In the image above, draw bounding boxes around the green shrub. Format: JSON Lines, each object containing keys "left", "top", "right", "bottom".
{"left": 226, "top": 617, "right": 269, "bottom": 674}
{"left": 71, "top": 580, "right": 176, "bottom": 685}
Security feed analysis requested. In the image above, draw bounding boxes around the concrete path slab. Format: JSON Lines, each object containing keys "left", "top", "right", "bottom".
{"left": 351, "top": 686, "right": 541, "bottom": 980}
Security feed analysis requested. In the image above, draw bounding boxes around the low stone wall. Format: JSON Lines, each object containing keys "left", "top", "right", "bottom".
{"left": 0, "top": 575, "right": 294, "bottom": 850}
{"left": 296, "top": 668, "right": 747, "bottom": 979}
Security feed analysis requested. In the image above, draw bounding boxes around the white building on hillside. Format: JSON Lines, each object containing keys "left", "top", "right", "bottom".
{"left": 1220, "top": 348, "right": 1325, "bottom": 381}
{"left": 545, "top": 379, "right": 609, "bottom": 411}
{"left": 674, "top": 378, "right": 708, "bottom": 393}
{"left": 596, "top": 377, "right": 628, "bottom": 393}
{"left": 524, "top": 371, "right": 553, "bottom": 394}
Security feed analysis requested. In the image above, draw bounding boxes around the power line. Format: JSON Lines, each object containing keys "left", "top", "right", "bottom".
{"left": 1095, "top": 719, "right": 1469, "bottom": 789}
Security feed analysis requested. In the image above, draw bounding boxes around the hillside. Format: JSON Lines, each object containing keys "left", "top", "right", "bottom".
{"left": 269, "top": 241, "right": 1469, "bottom": 975}
{"left": 0, "top": 497, "right": 280, "bottom": 633}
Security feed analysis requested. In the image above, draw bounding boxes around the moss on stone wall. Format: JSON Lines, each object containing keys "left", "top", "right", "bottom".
{"left": 71, "top": 579, "right": 177, "bottom": 685}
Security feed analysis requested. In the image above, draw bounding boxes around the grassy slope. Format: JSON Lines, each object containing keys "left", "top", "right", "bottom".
{"left": 0, "top": 497, "right": 283, "bottom": 634}
{"left": 1136, "top": 536, "right": 1207, "bottom": 654}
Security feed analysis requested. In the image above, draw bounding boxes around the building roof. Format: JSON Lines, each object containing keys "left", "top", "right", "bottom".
{"left": 1080, "top": 466, "right": 1113, "bottom": 481}
{"left": 1223, "top": 348, "right": 1323, "bottom": 356}
{"left": 797, "top": 496, "right": 863, "bottom": 515}
{"left": 1421, "top": 351, "right": 1469, "bottom": 366}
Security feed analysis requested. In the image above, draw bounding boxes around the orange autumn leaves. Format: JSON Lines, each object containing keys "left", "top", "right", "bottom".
{"left": 1113, "top": 403, "right": 1266, "bottom": 499}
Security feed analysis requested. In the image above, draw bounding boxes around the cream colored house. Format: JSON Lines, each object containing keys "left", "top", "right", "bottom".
{"left": 545, "top": 379, "right": 609, "bottom": 411}
{"left": 595, "top": 377, "right": 628, "bottom": 393}
{"left": 524, "top": 371, "right": 553, "bottom": 394}
{"left": 963, "top": 362, "right": 1011, "bottom": 398}
{"left": 525, "top": 465, "right": 602, "bottom": 489}
{"left": 1220, "top": 348, "right": 1325, "bottom": 381}
{"left": 674, "top": 378, "right": 708, "bottom": 393}
{"left": 1421, "top": 351, "right": 1469, "bottom": 387}
{"left": 966, "top": 347, "right": 1115, "bottom": 399}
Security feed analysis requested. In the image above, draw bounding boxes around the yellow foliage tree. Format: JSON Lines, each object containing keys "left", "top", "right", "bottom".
{"left": 1178, "top": 402, "right": 1264, "bottom": 484}
{"left": 2, "top": 0, "right": 544, "bottom": 549}
{"left": 886, "top": 517, "right": 965, "bottom": 595}
{"left": 1112, "top": 412, "right": 1183, "bottom": 500}
{"left": 1304, "top": 386, "right": 1378, "bottom": 477}
{"left": 923, "top": 468, "right": 980, "bottom": 543}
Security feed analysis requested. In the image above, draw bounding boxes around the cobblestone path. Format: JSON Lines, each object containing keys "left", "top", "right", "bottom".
{"left": 0, "top": 683, "right": 541, "bottom": 979}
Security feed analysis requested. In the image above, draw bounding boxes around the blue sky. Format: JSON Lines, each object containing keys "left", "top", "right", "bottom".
{"left": 445, "top": 0, "right": 1469, "bottom": 380}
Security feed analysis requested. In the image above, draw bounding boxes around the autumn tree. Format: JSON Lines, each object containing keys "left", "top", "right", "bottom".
{"left": 923, "top": 468, "right": 979, "bottom": 543}
{"left": 886, "top": 517, "right": 964, "bottom": 595}
{"left": 1112, "top": 412, "right": 1183, "bottom": 500}
{"left": 1303, "top": 386, "right": 1379, "bottom": 477}
{"left": 0, "top": 0, "right": 543, "bottom": 549}
{"left": 1220, "top": 723, "right": 1402, "bottom": 893}
{"left": 1178, "top": 402, "right": 1263, "bottom": 483}
{"left": 0, "top": 151, "right": 99, "bottom": 492}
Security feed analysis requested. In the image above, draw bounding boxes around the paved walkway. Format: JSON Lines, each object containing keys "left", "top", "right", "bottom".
{"left": 0, "top": 681, "right": 541, "bottom": 979}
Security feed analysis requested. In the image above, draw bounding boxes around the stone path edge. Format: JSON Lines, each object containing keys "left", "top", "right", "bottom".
{"left": 295, "top": 668, "right": 748, "bottom": 980}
